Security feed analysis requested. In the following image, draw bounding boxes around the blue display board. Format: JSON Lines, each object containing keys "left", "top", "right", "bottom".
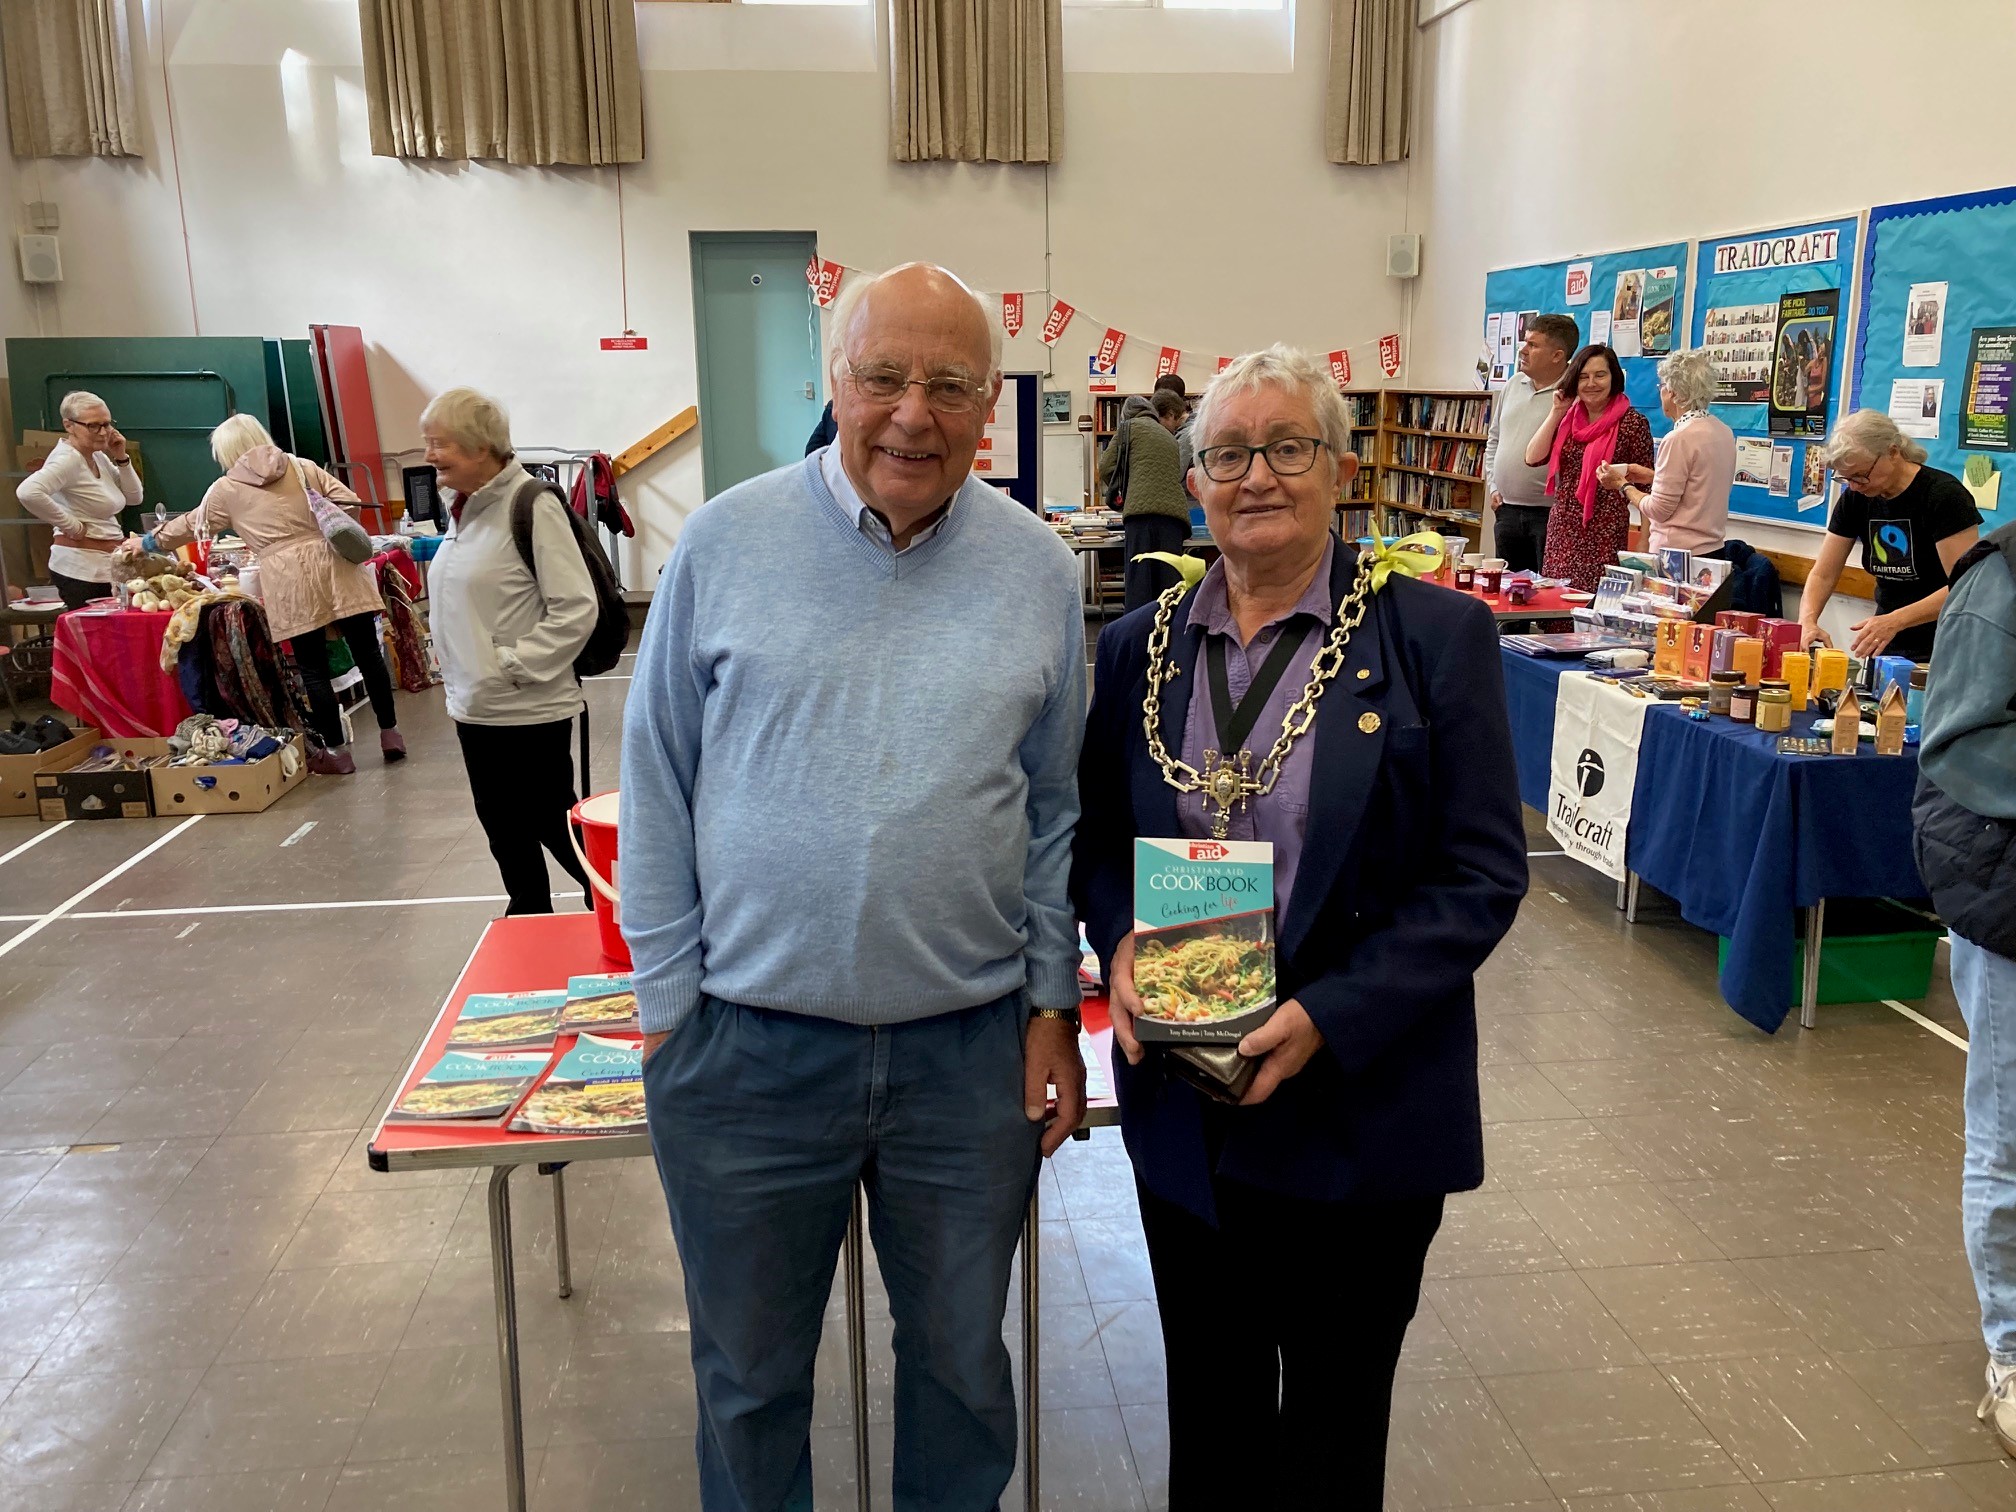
{"left": 1854, "top": 187, "right": 2016, "bottom": 513}
{"left": 1483, "top": 240, "right": 1689, "bottom": 442}
{"left": 1690, "top": 215, "right": 1860, "bottom": 530}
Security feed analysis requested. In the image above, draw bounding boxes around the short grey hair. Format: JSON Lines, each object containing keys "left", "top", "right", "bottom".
{"left": 210, "top": 413, "right": 276, "bottom": 471}
{"left": 1192, "top": 344, "right": 1353, "bottom": 454}
{"left": 825, "top": 262, "right": 1002, "bottom": 394}
{"left": 419, "top": 387, "right": 513, "bottom": 460}
{"left": 1657, "top": 349, "right": 1719, "bottom": 415}
{"left": 59, "top": 390, "right": 108, "bottom": 423}
{"left": 1823, "top": 408, "right": 1928, "bottom": 468}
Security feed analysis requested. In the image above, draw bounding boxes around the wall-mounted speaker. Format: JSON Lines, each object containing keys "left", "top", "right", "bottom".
{"left": 1385, "top": 233, "right": 1422, "bottom": 280}
{"left": 18, "top": 234, "right": 61, "bottom": 284}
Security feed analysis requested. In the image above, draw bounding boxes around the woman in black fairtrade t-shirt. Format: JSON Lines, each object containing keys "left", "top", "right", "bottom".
{"left": 1798, "top": 411, "right": 1982, "bottom": 661}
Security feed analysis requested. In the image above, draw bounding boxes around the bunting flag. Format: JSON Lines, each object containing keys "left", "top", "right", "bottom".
{"left": 1156, "top": 347, "right": 1181, "bottom": 379}
{"left": 1216, "top": 356, "right": 1234, "bottom": 374}
{"left": 1327, "top": 349, "right": 1352, "bottom": 387}
{"left": 1002, "top": 293, "right": 1024, "bottom": 338}
{"left": 1040, "top": 298, "right": 1076, "bottom": 346}
{"left": 809, "top": 259, "right": 845, "bottom": 309}
{"left": 1095, "top": 328, "right": 1127, "bottom": 371}
{"left": 1378, "top": 333, "right": 1403, "bottom": 378}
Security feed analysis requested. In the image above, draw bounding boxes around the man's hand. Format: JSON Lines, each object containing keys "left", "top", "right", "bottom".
{"left": 1236, "top": 999, "right": 1324, "bottom": 1106}
{"left": 1024, "top": 1013, "right": 1085, "bottom": 1158}
{"left": 1799, "top": 621, "right": 1833, "bottom": 651}
{"left": 105, "top": 427, "right": 130, "bottom": 464}
{"left": 1106, "top": 934, "right": 1144, "bottom": 1066}
{"left": 1849, "top": 613, "right": 1900, "bottom": 659}
{"left": 642, "top": 1029, "right": 671, "bottom": 1065}
{"left": 1489, "top": 489, "right": 1503, "bottom": 513}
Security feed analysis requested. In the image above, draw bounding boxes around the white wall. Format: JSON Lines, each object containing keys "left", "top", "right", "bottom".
{"left": 1405, "top": 0, "right": 2016, "bottom": 637}
{"left": 1, "top": 0, "right": 1413, "bottom": 587}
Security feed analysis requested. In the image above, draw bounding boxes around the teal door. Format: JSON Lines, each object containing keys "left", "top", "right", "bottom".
{"left": 691, "top": 232, "right": 824, "bottom": 497}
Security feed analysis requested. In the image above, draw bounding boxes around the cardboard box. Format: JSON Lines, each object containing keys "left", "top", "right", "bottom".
{"left": 36, "top": 737, "right": 171, "bottom": 821}
{"left": 0, "top": 727, "right": 101, "bottom": 818}
{"left": 1874, "top": 684, "right": 1907, "bottom": 756}
{"left": 1683, "top": 622, "right": 1716, "bottom": 682}
{"left": 150, "top": 734, "right": 307, "bottom": 815}
{"left": 1759, "top": 619, "right": 1804, "bottom": 679}
{"left": 1654, "top": 619, "right": 1687, "bottom": 676}
{"left": 1831, "top": 687, "right": 1862, "bottom": 756}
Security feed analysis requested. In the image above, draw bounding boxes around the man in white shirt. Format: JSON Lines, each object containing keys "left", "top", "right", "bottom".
{"left": 17, "top": 390, "right": 142, "bottom": 608}
{"left": 1484, "top": 315, "right": 1578, "bottom": 573}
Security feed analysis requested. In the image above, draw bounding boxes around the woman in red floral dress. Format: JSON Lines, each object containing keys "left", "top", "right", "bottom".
{"left": 1523, "top": 343, "right": 1655, "bottom": 591}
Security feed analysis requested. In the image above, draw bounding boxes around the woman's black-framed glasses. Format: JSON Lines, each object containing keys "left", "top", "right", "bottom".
{"left": 846, "top": 362, "right": 987, "bottom": 415}
{"left": 1197, "top": 436, "right": 1325, "bottom": 483}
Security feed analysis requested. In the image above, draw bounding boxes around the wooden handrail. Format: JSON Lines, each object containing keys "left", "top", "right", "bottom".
{"left": 1756, "top": 546, "right": 1876, "bottom": 602}
{"left": 611, "top": 406, "right": 699, "bottom": 477}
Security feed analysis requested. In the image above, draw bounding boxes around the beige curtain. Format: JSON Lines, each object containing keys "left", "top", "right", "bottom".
{"left": 2, "top": 0, "right": 141, "bottom": 158}
{"left": 890, "top": 0, "right": 1061, "bottom": 165}
{"left": 1325, "top": 0, "right": 1411, "bottom": 166}
{"left": 359, "top": 0, "right": 643, "bottom": 166}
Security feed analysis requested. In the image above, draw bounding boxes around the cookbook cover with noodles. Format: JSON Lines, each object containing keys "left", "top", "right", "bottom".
{"left": 1132, "top": 837, "right": 1277, "bottom": 1043}
{"left": 510, "top": 1033, "right": 647, "bottom": 1136}
{"left": 557, "top": 973, "right": 639, "bottom": 1035}
{"left": 386, "top": 1049, "right": 552, "bottom": 1126}
{"left": 445, "top": 989, "right": 565, "bottom": 1050}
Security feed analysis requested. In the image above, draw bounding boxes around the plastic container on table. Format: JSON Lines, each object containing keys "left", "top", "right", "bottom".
{"left": 1718, "top": 897, "right": 1943, "bottom": 1008}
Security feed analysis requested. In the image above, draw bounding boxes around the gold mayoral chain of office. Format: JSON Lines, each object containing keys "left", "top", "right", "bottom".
{"left": 1136, "top": 533, "right": 1442, "bottom": 839}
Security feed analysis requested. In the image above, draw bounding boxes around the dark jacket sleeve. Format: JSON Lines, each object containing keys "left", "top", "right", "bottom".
{"left": 1071, "top": 620, "right": 1139, "bottom": 971}
{"left": 1295, "top": 599, "right": 1528, "bottom": 1077}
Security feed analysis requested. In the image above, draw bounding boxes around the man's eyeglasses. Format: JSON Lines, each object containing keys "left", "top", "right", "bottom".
{"left": 846, "top": 363, "right": 987, "bottom": 415}
{"left": 66, "top": 419, "right": 116, "bottom": 433}
{"left": 1196, "top": 436, "right": 1325, "bottom": 483}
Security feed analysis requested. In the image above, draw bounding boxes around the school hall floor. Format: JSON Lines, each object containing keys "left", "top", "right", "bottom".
{"left": 0, "top": 638, "right": 2010, "bottom": 1512}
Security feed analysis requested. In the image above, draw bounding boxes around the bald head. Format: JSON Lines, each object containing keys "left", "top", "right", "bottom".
{"left": 829, "top": 263, "right": 999, "bottom": 392}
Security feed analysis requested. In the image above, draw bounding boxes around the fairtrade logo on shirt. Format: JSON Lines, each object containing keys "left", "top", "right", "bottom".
{"left": 1867, "top": 519, "right": 1917, "bottom": 579}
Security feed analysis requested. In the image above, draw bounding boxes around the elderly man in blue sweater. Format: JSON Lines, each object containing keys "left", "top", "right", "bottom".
{"left": 622, "top": 262, "right": 1087, "bottom": 1511}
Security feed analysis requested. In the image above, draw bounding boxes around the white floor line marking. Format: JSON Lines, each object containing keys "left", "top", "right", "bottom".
{"left": 0, "top": 816, "right": 204, "bottom": 962}
{"left": 1883, "top": 998, "right": 1968, "bottom": 1051}
{"left": 0, "top": 821, "right": 71, "bottom": 869}
{"left": 59, "top": 893, "right": 514, "bottom": 921}
{"left": 175, "top": 922, "right": 200, "bottom": 940}
{"left": 280, "top": 821, "right": 317, "bottom": 848}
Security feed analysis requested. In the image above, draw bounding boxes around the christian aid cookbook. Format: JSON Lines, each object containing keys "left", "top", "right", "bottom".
{"left": 1132, "top": 837, "right": 1277, "bottom": 1044}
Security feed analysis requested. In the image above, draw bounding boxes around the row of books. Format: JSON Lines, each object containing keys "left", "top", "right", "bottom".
{"left": 1389, "top": 395, "right": 1489, "bottom": 434}
{"left": 1386, "top": 434, "right": 1484, "bottom": 476}
{"left": 1345, "top": 395, "right": 1380, "bottom": 430}
{"left": 1376, "top": 472, "right": 1478, "bottom": 515}
{"left": 385, "top": 974, "right": 646, "bottom": 1135}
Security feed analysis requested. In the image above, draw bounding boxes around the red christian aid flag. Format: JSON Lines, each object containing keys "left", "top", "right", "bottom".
{"left": 1327, "top": 349, "right": 1352, "bottom": 386}
{"left": 1002, "top": 293, "right": 1024, "bottom": 338}
{"left": 1216, "top": 356, "right": 1233, "bottom": 374}
{"left": 812, "top": 260, "right": 844, "bottom": 308}
{"left": 1040, "top": 299, "right": 1075, "bottom": 346}
{"left": 1096, "top": 328, "right": 1127, "bottom": 370}
{"left": 1378, "top": 333, "right": 1403, "bottom": 378}
{"left": 1156, "top": 347, "right": 1181, "bottom": 379}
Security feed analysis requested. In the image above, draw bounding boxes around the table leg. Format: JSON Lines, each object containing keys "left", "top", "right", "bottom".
{"left": 845, "top": 1184, "right": 870, "bottom": 1512}
{"left": 1614, "top": 874, "right": 1628, "bottom": 911}
{"left": 487, "top": 1166, "right": 529, "bottom": 1512}
{"left": 550, "top": 1165, "right": 572, "bottom": 1301}
{"left": 1801, "top": 899, "right": 1826, "bottom": 1031}
{"left": 1022, "top": 1187, "right": 1039, "bottom": 1512}
{"left": 1625, "top": 871, "right": 1642, "bottom": 924}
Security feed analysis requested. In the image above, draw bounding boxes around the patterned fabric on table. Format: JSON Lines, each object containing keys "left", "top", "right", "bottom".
{"left": 190, "top": 600, "right": 320, "bottom": 749}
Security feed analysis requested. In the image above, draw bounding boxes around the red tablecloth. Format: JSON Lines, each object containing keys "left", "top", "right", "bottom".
{"left": 1430, "top": 579, "right": 1587, "bottom": 620}
{"left": 49, "top": 607, "right": 193, "bottom": 739}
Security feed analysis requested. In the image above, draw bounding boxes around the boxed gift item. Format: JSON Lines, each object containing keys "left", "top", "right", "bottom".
{"left": 1132, "top": 838, "right": 1277, "bottom": 1045}
{"left": 1875, "top": 683, "right": 1908, "bottom": 755}
{"left": 1832, "top": 687, "right": 1863, "bottom": 755}
{"left": 1758, "top": 619, "right": 1804, "bottom": 678}
{"left": 1654, "top": 619, "right": 1688, "bottom": 675}
{"left": 1683, "top": 622, "right": 1716, "bottom": 682}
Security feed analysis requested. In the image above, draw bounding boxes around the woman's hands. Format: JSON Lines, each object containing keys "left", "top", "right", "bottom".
{"left": 1107, "top": 934, "right": 1144, "bottom": 1065}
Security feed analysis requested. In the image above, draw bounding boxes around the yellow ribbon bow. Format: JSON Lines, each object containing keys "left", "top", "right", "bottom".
{"left": 1133, "top": 551, "right": 1209, "bottom": 588}
{"left": 1363, "top": 530, "right": 1446, "bottom": 593}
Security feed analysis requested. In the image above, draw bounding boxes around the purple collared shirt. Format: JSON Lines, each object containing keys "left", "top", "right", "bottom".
{"left": 1177, "top": 537, "right": 1334, "bottom": 913}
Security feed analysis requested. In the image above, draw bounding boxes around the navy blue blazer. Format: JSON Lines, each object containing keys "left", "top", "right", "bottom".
{"left": 1071, "top": 544, "right": 1528, "bottom": 1222}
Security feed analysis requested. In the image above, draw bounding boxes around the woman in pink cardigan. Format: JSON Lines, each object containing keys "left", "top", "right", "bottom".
{"left": 1598, "top": 349, "right": 1735, "bottom": 559}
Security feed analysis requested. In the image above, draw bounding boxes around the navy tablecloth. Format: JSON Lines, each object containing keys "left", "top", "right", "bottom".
{"left": 1496, "top": 645, "right": 1924, "bottom": 1033}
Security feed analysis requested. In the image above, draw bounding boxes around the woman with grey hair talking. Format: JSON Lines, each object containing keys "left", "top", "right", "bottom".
{"left": 16, "top": 390, "right": 142, "bottom": 608}
{"left": 1797, "top": 408, "right": 1980, "bottom": 659}
{"left": 1596, "top": 347, "right": 1736, "bottom": 558}
{"left": 423, "top": 386, "right": 598, "bottom": 914}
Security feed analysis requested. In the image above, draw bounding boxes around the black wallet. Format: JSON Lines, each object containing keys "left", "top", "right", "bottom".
{"left": 1162, "top": 1042, "right": 1259, "bottom": 1105}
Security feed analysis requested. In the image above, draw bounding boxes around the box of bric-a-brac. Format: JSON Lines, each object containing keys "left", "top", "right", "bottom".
{"left": 1130, "top": 837, "right": 1277, "bottom": 1044}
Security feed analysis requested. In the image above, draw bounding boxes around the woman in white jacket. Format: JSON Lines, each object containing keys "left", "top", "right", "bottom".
{"left": 423, "top": 387, "right": 598, "bottom": 915}
{"left": 16, "top": 391, "right": 143, "bottom": 608}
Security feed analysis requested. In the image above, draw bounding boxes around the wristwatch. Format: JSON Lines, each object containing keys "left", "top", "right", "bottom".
{"left": 1030, "top": 1006, "right": 1082, "bottom": 1030}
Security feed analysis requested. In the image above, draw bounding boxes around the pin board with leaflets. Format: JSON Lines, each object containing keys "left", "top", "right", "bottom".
{"left": 1690, "top": 215, "right": 1861, "bottom": 529}
{"left": 1852, "top": 186, "right": 2016, "bottom": 526}
{"left": 1483, "top": 241, "right": 1690, "bottom": 443}
{"left": 971, "top": 370, "right": 1042, "bottom": 512}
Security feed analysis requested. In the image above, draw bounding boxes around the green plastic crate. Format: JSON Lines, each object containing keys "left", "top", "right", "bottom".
{"left": 1719, "top": 897, "right": 1942, "bottom": 1008}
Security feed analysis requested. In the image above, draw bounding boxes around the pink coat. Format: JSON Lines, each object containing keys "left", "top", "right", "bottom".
{"left": 154, "top": 446, "right": 384, "bottom": 643}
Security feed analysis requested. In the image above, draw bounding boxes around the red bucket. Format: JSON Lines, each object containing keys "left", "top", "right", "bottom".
{"left": 568, "top": 790, "right": 629, "bottom": 968}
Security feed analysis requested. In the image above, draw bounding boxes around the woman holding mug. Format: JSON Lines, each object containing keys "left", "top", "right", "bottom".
{"left": 1523, "top": 343, "right": 1655, "bottom": 590}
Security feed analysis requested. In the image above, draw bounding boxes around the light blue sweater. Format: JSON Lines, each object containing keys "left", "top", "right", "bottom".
{"left": 620, "top": 452, "right": 1087, "bottom": 1035}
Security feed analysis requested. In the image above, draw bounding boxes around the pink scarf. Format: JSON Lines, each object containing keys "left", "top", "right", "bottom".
{"left": 1547, "top": 393, "right": 1630, "bottom": 527}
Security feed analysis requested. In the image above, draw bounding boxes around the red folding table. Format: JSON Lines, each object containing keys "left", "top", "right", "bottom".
{"left": 368, "top": 911, "right": 1119, "bottom": 1512}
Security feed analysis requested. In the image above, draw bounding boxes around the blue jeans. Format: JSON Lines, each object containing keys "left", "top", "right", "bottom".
{"left": 644, "top": 993, "right": 1042, "bottom": 1512}
{"left": 1955, "top": 933, "right": 2016, "bottom": 1365}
